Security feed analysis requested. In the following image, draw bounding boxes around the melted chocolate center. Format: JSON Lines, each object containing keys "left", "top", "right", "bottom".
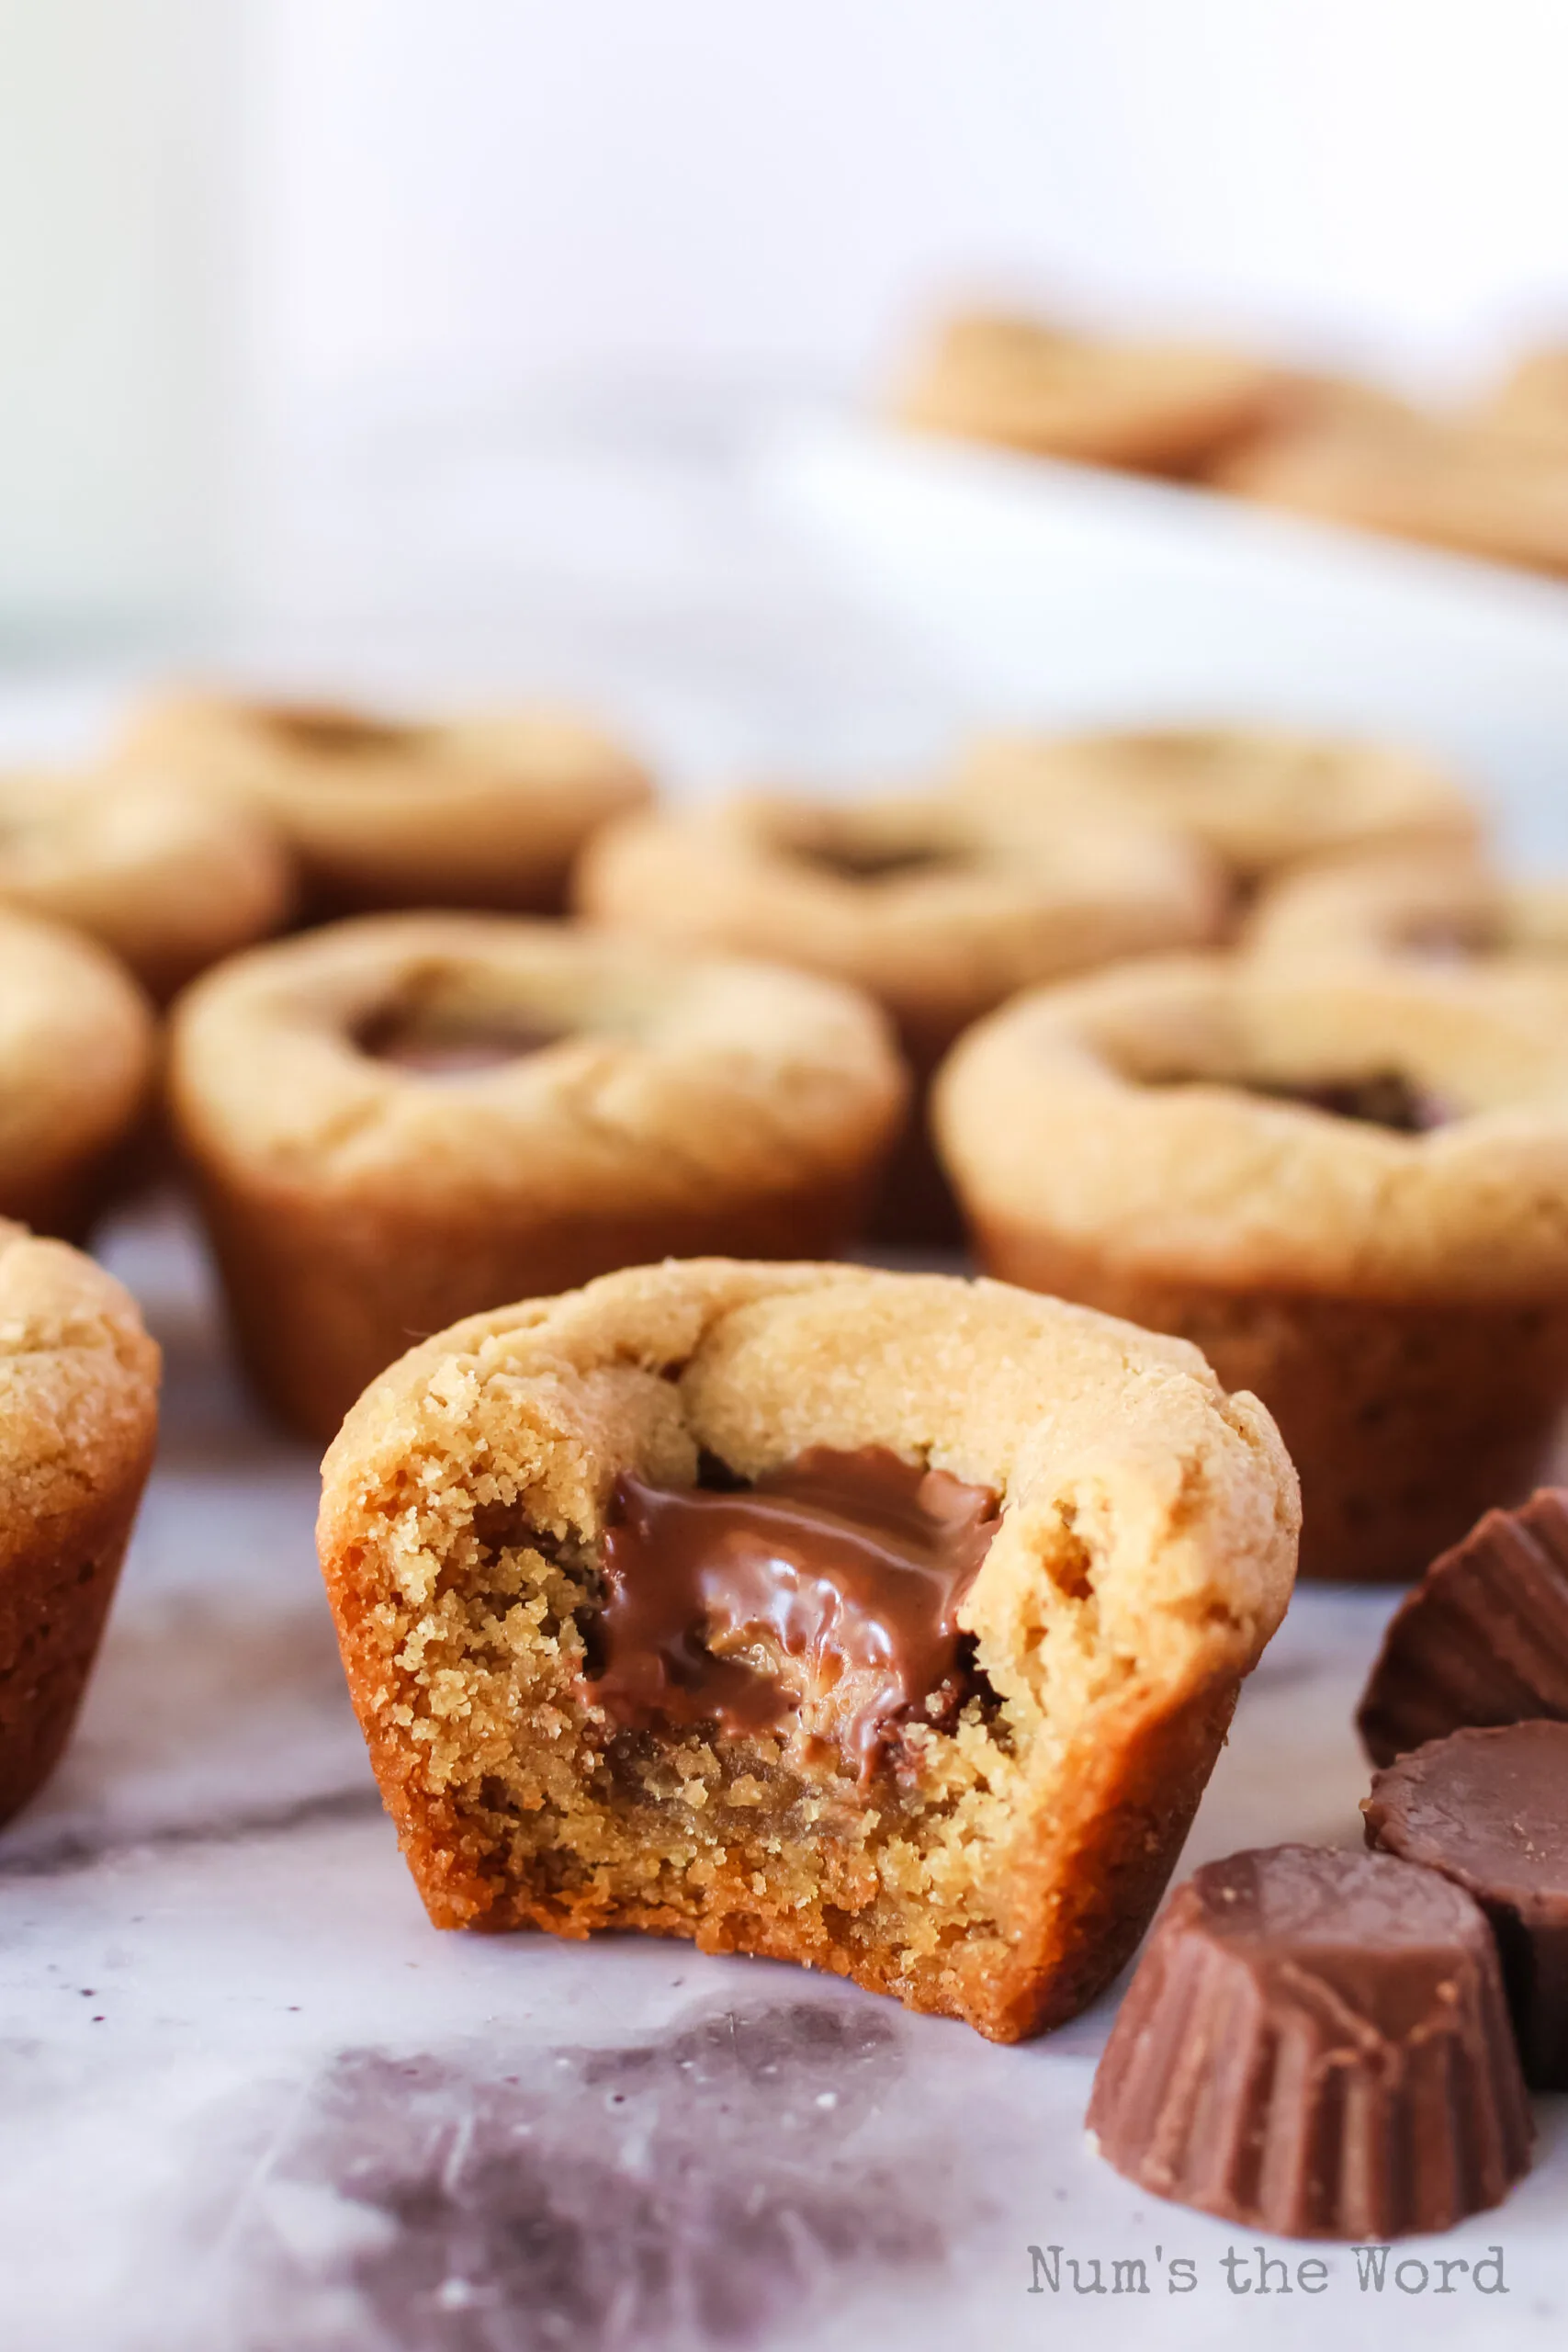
{"left": 587, "top": 1445, "right": 1000, "bottom": 1780}
{"left": 355, "top": 1003, "right": 566, "bottom": 1077}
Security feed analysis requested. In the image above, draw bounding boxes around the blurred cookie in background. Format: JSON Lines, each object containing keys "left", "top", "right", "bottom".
{"left": 169, "top": 913, "right": 906, "bottom": 1441}
{"left": 0, "top": 908, "right": 154, "bottom": 1240}
{"left": 953, "top": 723, "right": 1483, "bottom": 907}
{"left": 1470, "top": 345, "right": 1568, "bottom": 454}
{"left": 1245, "top": 846, "right": 1568, "bottom": 973}
{"left": 897, "top": 308, "right": 1278, "bottom": 476}
{"left": 0, "top": 769, "right": 291, "bottom": 1002}
{"left": 116, "top": 691, "right": 653, "bottom": 920}
{"left": 1213, "top": 402, "right": 1568, "bottom": 579}
{"left": 576, "top": 785, "right": 1223, "bottom": 1238}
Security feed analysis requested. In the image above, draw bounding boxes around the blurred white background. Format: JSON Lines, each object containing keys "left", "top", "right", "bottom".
{"left": 249, "top": 0, "right": 1568, "bottom": 439}
{"left": 2, "top": 0, "right": 1566, "bottom": 818}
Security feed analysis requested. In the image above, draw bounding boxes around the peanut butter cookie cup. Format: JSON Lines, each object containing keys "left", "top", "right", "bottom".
{"left": 897, "top": 311, "right": 1277, "bottom": 475}
{"left": 118, "top": 691, "right": 651, "bottom": 917}
{"left": 956, "top": 724, "right": 1480, "bottom": 896}
{"left": 0, "top": 770, "right": 290, "bottom": 1001}
{"left": 0, "top": 908, "right": 154, "bottom": 1238}
{"left": 1247, "top": 849, "right": 1568, "bottom": 973}
{"left": 317, "top": 1259, "right": 1297, "bottom": 2041}
{"left": 171, "top": 916, "right": 905, "bottom": 1442}
{"left": 1472, "top": 348, "right": 1568, "bottom": 453}
{"left": 1215, "top": 405, "right": 1568, "bottom": 579}
{"left": 576, "top": 788, "right": 1220, "bottom": 1236}
{"left": 935, "top": 956, "right": 1568, "bottom": 1582}
{"left": 0, "top": 1223, "right": 159, "bottom": 1822}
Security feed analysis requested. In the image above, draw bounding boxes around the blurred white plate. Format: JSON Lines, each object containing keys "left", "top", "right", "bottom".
{"left": 756, "top": 415, "right": 1568, "bottom": 865}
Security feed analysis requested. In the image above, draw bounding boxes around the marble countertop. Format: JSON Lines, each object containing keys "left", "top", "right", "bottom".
{"left": 3, "top": 412, "right": 1566, "bottom": 2348}
{"left": 3, "top": 1203, "right": 1561, "bottom": 2352}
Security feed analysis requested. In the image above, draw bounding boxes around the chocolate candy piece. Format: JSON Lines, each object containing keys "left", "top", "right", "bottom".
{"left": 1087, "top": 1843, "right": 1531, "bottom": 2240}
{"left": 1358, "top": 1487, "right": 1568, "bottom": 1766}
{"left": 588, "top": 1445, "right": 999, "bottom": 1780}
{"left": 1366, "top": 1722, "right": 1568, "bottom": 2089}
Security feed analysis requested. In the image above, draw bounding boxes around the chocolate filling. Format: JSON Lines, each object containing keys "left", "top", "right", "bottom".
{"left": 585, "top": 1445, "right": 1001, "bottom": 1780}
{"left": 1242, "top": 1069, "right": 1450, "bottom": 1132}
{"left": 355, "top": 1003, "right": 566, "bottom": 1077}
{"left": 1152, "top": 1066, "right": 1449, "bottom": 1132}
{"left": 785, "top": 840, "right": 961, "bottom": 883}
{"left": 1399, "top": 919, "right": 1492, "bottom": 962}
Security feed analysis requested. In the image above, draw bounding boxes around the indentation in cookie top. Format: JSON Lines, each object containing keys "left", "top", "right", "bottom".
{"left": 256, "top": 704, "right": 430, "bottom": 762}
{"left": 355, "top": 1000, "right": 566, "bottom": 1077}
{"left": 1242, "top": 1070, "right": 1450, "bottom": 1132}
{"left": 1399, "top": 919, "right": 1495, "bottom": 961}
{"left": 585, "top": 1445, "right": 1000, "bottom": 1780}
{"left": 1150, "top": 1066, "right": 1450, "bottom": 1132}
{"left": 784, "top": 839, "right": 965, "bottom": 884}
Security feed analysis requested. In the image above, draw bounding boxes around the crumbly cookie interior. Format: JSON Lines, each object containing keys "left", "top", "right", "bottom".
{"left": 384, "top": 1410, "right": 1027, "bottom": 1988}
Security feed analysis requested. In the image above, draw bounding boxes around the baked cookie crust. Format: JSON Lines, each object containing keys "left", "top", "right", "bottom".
{"left": 0, "top": 908, "right": 155, "bottom": 1239}
{"left": 577, "top": 788, "right": 1219, "bottom": 1239}
{"left": 955, "top": 724, "right": 1480, "bottom": 889}
{"left": 0, "top": 770, "right": 291, "bottom": 1001}
{"left": 0, "top": 1223, "right": 160, "bottom": 1821}
{"left": 1247, "top": 849, "right": 1568, "bottom": 974}
{"left": 576, "top": 788, "right": 1221, "bottom": 1069}
{"left": 171, "top": 915, "right": 907, "bottom": 1441}
{"left": 118, "top": 692, "right": 652, "bottom": 917}
{"left": 1215, "top": 406, "right": 1568, "bottom": 579}
{"left": 897, "top": 311, "right": 1277, "bottom": 475}
{"left": 935, "top": 956, "right": 1568, "bottom": 1580}
{"left": 318, "top": 1259, "right": 1297, "bottom": 2042}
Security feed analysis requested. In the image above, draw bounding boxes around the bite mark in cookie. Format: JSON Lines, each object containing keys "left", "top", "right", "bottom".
{"left": 316, "top": 1258, "right": 1298, "bottom": 2041}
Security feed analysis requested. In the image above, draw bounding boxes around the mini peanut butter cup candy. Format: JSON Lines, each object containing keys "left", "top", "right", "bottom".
{"left": 954, "top": 723, "right": 1480, "bottom": 898}
{"left": 895, "top": 310, "right": 1279, "bottom": 474}
{"left": 0, "top": 1222, "right": 160, "bottom": 1822}
{"left": 576, "top": 787, "right": 1220, "bottom": 1238}
{"left": 0, "top": 907, "right": 155, "bottom": 1239}
{"left": 118, "top": 690, "right": 651, "bottom": 918}
{"left": 170, "top": 915, "right": 907, "bottom": 1442}
{"left": 1366, "top": 1723, "right": 1568, "bottom": 2089}
{"left": 935, "top": 956, "right": 1568, "bottom": 1581}
{"left": 1088, "top": 1844, "right": 1532, "bottom": 2240}
{"left": 1358, "top": 1488, "right": 1568, "bottom": 1765}
{"left": 317, "top": 1259, "right": 1297, "bottom": 2041}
